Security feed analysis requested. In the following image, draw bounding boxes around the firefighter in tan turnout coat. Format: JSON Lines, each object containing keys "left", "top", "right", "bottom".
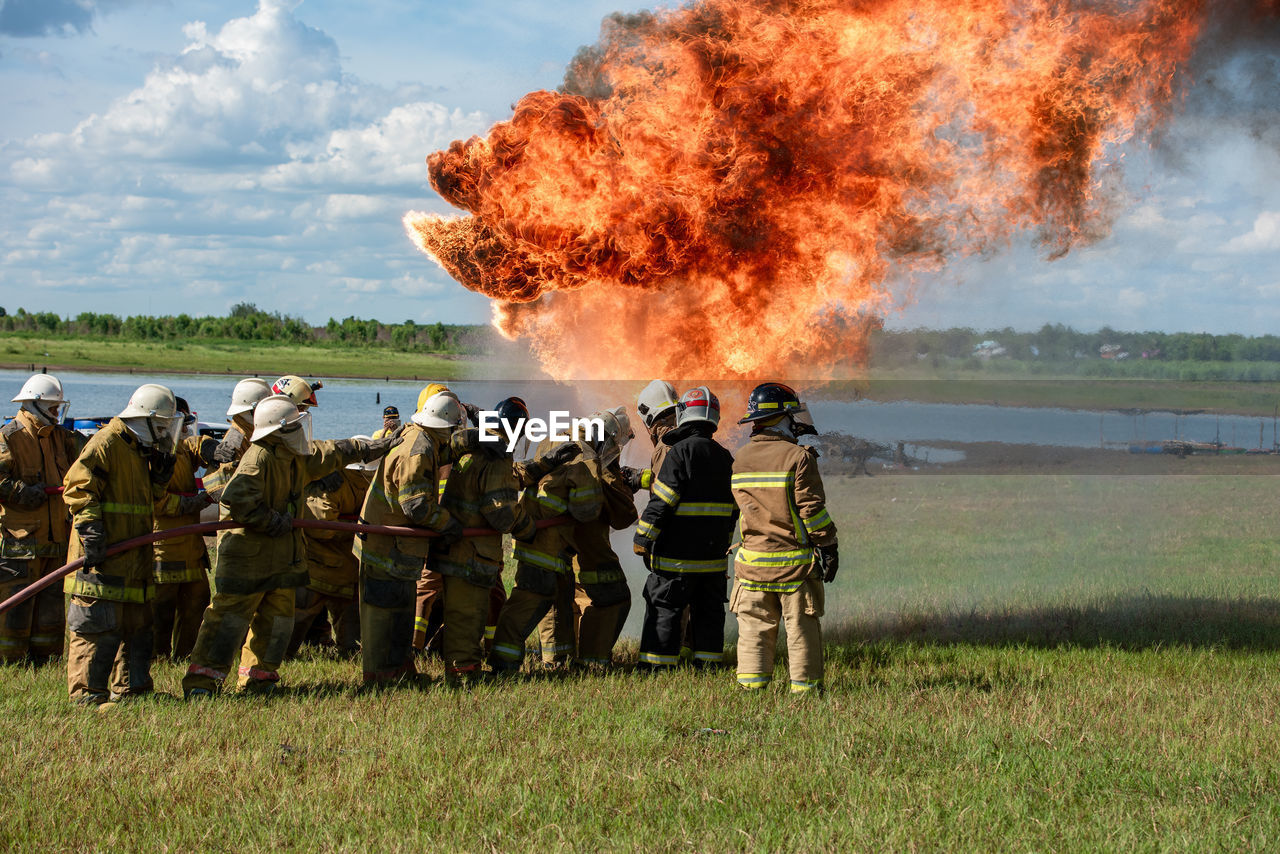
{"left": 730, "top": 382, "right": 838, "bottom": 694}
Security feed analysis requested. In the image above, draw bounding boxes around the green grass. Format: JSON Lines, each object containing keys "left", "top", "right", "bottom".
{"left": 3, "top": 475, "right": 1280, "bottom": 850}
{"left": 0, "top": 335, "right": 492, "bottom": 381}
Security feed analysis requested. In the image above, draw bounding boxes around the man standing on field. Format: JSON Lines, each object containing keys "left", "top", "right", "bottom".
{"left": 730, "top": 382, "right": 838, "bottom": 694}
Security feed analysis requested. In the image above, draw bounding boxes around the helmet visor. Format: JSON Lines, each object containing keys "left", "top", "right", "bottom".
{"left": 279, "top": 412, "right": 314, "bottom": 456}
{"left": 790, "top": 407, "right": 817, "bottom": 437}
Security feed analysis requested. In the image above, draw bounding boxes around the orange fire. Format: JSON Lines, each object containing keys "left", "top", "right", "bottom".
{"left": 404, "top": 0, "right": 1249, "bottom": 382}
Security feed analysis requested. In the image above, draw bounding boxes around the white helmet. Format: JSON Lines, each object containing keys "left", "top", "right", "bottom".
{"left": 12, "top": 374, "right": 68, "bottom": 424}
{"left": 636, "top": 379, "right": 679, "bottom": 429}
{"left": 346, "top": 434, "right": 379, "bottom": 471}
{"left": 586, "top": 406, "right": 634, "bottom": 467}
{"left": 227, "top": 378, "right": 272, "bottom": 418}
{"left": 119, "top": 384, "right": 181, "bottom": 450}
{"left": 676, "top": 386, "right": 720, "bottom": 430}
{"left": 412, "top": 391, "right": 465, "bottom": 429}
{"left": 251, "top": 394, "right": 312, "bottom": 456}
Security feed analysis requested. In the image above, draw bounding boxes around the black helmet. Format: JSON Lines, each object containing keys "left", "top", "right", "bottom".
{"left": 739, "top": 382, "right": 816, "bottom": 436}
{"left": 493, "top": 396, "right": 529, "bottom": 441}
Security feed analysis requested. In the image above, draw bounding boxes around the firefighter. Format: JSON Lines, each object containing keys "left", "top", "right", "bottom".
{"left": 287, "top": 443, "right": 375, "bottom": 658}
{"left": 571, "top": 408, "right": 639, "bottom": 669}
{"left": 355, "top": 389, "right": 466, "bottom": 685}
{"left": 150, "top": 397, "right": 217, "bottom": 660}
{"left": 181, "top": 395, "right": 399, "bottom": 698}
{"left": 623, "top": 379, "right": 680, "bottom": 493}
{"left": 63, "top": 384, "right": 181, "bottom": 705}
{"left": 730, "top": 382, "right": 838, "bottom": 694}
{"left": 0, "top": 373, "right": 78, "bottom": 664}
{"left": 430, "top": 397, "right": 537, "bottom": 683}
{"left": 488, "top": 417, "right": 611, "bottom": 673}
{"left": 408, "top": 383, "right": 456, "bottom": 655}
{"left": 271, "top": 374, "right": 322, "bottom": 410}
{"left": 632, "top": 387, "right": 737, "bottom": 670}
{"left": 206, "top": 377, "right": 273, "bottom": 501}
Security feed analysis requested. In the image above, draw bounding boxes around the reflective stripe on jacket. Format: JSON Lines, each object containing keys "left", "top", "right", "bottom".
{"left": 0, "top": 409, "right": 77, "bottom": 559}
{"left": 62, "top": 417, "right": 165, "bottom": 602}
{"left": 431, "top": 447, "right": 535, "bottom": 587}
{"left": 353, "top": 424, "right": 454, "bottom": 581}
{"left": 303, "top": 467, "right": 371, "bottom": 597}
{"left": 633, "top": 423, "right": 736, "bottom": 572}
{"left": 731, "top": 432, "right": 837, "bottom": 584}
{"left": 152, "top": 433, "right": 209, "bottom": 582}
{"left": 214, "top": 436, "right": 360, "bottom": 595}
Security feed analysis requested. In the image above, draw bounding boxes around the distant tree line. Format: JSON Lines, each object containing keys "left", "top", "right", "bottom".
{"left": 871, "top": 325, "right": 1280, "bottom": 367}
{"left": 0, "top": 304, "right": 491, "bottom": 354}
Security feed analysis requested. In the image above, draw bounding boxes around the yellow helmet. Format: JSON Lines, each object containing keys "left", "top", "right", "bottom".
{"left": 416, "top": 382, "right": 451, "bottom": 413}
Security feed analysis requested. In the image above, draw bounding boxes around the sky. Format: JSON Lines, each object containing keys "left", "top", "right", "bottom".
{"left": 0, "top": 0, "right": 1277, "bottom": 335}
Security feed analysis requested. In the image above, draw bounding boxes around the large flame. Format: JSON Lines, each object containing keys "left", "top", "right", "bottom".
{"left": 405, "top": 0, "right": 1263, "bottom": 382}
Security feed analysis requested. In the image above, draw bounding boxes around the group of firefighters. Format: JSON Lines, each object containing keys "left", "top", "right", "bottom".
{"left": 0, "top": 370, "right": 839, "bottom": 706}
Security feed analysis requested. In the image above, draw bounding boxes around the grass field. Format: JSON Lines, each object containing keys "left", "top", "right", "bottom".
{"left": 0, "top": 336, "right": 487, "bottom": 381}
{"left": 3, "top": 473, "right": 1279, "bottom": 850}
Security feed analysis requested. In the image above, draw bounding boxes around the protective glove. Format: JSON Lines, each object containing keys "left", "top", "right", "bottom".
{"left": 176, "top": 493, "right": 213, "bottom": 516}
{"left": 361, "top": 425, "right": 404, "bottom": 461}
{"left": 212, "top": 437, "right": 241, "bottom": 465}
{"left": 262, "top": 510, "right": 293, "bottom": 539}
{"left": 311, "top": 470, "right": 345, "bottom": 494}
{"left": 196, "top": 436, "right": 220, "bottom": 469}
{"left": 149, "top": 450, "right": 177, "bottom": 486}
{"left": 13, "top": 482, "right": 49, "bottom": 508}
{"left": 76, "top": 520, "right": 108, "bottom": 569}
{"left": 543, "top": 442, "right": 580, "bottom": 468}
{"left": 816, "top": 543, "right": 839, "bottom": 583}
{"left": 620, "top": 466, "right": 644, "bottom": 493}
{"left": 438, "top": 516, "right": 465, "bottom": 547}
{"left": 633, "top": 541, "right": 651, "bottom": 570}
{"left": 462, "top": 402, "right": 481, "bottom": 427}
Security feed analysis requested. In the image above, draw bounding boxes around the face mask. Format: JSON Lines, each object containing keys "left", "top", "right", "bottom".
{"left": 277, "top": 413, "right": 314, "bottom": 456}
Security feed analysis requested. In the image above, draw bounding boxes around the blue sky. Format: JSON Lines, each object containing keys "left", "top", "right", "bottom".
{"left": 1, "top": 0, "right": 1277, "bottom": 334}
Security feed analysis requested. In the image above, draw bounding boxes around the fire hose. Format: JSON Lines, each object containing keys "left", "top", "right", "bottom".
{"left": 0, "top": 515, "right": 572, "bottom": 616}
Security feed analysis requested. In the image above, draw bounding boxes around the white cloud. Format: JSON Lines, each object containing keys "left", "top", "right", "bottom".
{"left": 1226, "top": 211, "right": 1280, "bottom": 254}
{"left": 0, "top": 0, "right": 489, "bottom": 323}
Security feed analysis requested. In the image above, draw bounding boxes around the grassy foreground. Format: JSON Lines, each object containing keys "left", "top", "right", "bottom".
{"left": 3, "top": 474, "right": 1280, "bottom": 851}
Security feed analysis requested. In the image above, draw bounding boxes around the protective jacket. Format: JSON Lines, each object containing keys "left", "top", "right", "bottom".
{"left": 214, "top": 436, "right": 359, "bottom": 595}
{"left": 572, "top": 458, "right": 637, "bottom": 586}
{"left": 431, "top": 445, "right": 536, "bottom": 587}
{"left": 303, "top": 467, "right": 371, "bottom": 598}
{"left": 730, "top": 432, "right": 837, "bottom": 586}
{"left": 152, "top": 434, "right": 209, "bottom": 584}
{"left": 513, "top": 446, "right": 599, "bottom": 575}
{"left": 62, "top": 418, "right": 168, "bottom": 603}
{"left": 353, "top": 423, "right": 457, "bottom": 581}
{"left": 201, "top": 426, "right": 246, "bottom": 502}
{"left": 634, "top": 422, "right": 737, "bottom": 573}
{"left": 0, "top": 409, "right": 77, "bottom": 559}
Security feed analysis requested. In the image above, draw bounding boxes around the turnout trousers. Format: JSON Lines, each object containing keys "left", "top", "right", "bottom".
{"left": 536, "top": 572, "right": 576, "bottom": 665}
{"left": 151, "top": 577, "right": 210, "bottom": 660}
{"left": 575, "top": 580, "right": 631, "bottom": 668}
{"left": 441, "top": 575, "right": 491, "bottom": 678}
{"left": 66, "top": 596, "right": 154, "bottom": 704}
{"left": 0, "top": 557, "right": 66, "bottom": 662}
{"left": 360, "top": 570, "right": 417, "bottom": 684}
{"left": 730, "top": 576, "right": 825, "bottom": 693}
{"left": 288, "top": 587, "right": 359, "bottom": 658}
{"left": 639, "top": 569, "right": 727, "bottom": 669}
{"left": 412, "top": 568, "right": 444, "bottom": 652}
{"left": 182, "top": 586, "right": 295, "bottom": 693}
{"left": 490, "top": 564, "right": 566, "bottom": 670}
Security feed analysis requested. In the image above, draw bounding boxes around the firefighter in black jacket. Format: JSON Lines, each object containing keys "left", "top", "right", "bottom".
{"left": 632, "top": 386, "right": 737, "bottom": 669}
